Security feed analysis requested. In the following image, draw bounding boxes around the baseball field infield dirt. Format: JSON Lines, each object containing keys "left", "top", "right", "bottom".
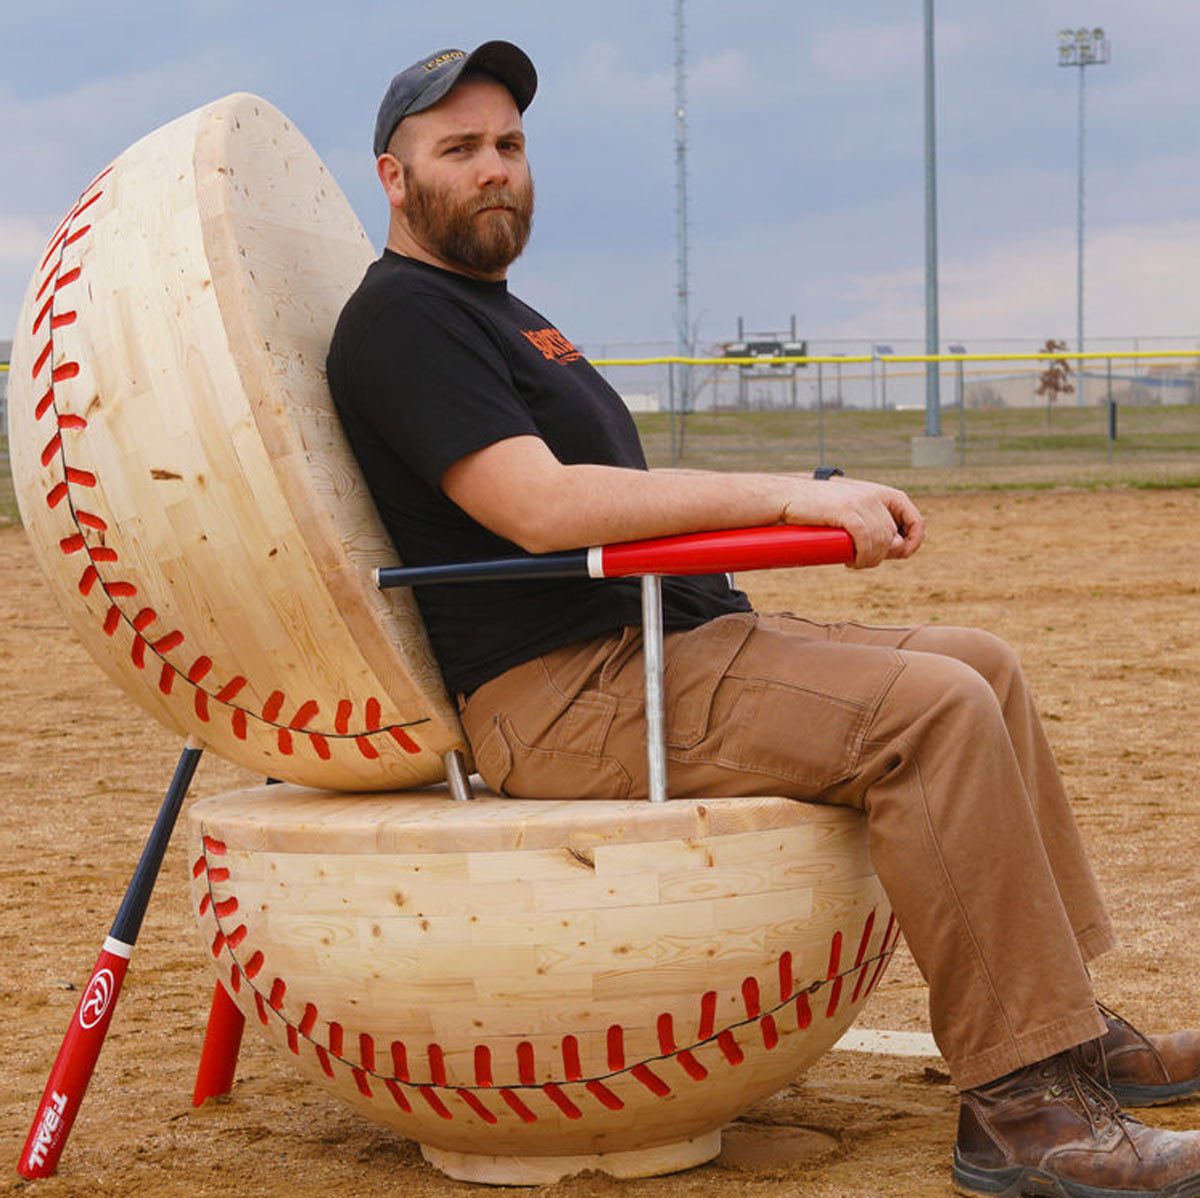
{"left": 2, "top": 486, "right": 1198, "bottom": 1198}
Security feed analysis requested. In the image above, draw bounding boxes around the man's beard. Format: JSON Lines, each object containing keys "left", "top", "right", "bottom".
{"left": 403, "top": 163, "right": 534, "bottom": 277}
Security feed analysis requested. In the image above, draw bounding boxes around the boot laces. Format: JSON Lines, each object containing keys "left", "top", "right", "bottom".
{"left": 1061, "top": 1048, "right": 1143, "bottom": 1160}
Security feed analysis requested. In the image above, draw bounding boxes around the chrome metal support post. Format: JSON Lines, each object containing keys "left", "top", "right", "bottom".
{"left": 443, "top": 748, "right": 475, "bottom": 802}
{"left": 641, "top": 574, "right": 668, "bottom": 803}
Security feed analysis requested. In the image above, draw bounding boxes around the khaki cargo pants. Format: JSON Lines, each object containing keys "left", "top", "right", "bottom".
{"left": 459, "top": 612, "right": 1115, "bottom": 1089}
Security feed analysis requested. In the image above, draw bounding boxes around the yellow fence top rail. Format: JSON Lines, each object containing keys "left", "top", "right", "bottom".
{"left": 590, "top": 350, "right": 1200, "bottom": 368}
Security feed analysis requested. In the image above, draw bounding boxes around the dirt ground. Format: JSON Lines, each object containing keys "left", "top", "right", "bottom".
{"left": 2, "top": 487, "right": 1198, "bottom": 1198}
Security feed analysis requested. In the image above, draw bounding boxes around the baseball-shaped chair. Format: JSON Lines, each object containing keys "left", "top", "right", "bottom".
{"left": 8, "top": 94, "right": 898, "bottom": 1183}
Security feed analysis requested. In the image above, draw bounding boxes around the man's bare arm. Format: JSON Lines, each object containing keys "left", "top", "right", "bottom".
{"left": 440, "top": 435, "right": 924, "bottom": 569}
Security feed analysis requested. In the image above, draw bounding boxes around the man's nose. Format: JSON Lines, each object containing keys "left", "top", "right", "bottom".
{"left": 476, "top": 144, "right": 510, "bottom": 187}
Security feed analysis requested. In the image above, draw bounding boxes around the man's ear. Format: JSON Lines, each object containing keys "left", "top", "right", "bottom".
{"left": 376, "top": 153, "right": 406, "bottom": 210}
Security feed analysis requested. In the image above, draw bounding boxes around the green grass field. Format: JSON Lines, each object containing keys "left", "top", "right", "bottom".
{"left": 1, "top": 404, "right": 1197, "bottom": 530}
{"left": 634, "top": 402, "right": 1200, "bottom": 492}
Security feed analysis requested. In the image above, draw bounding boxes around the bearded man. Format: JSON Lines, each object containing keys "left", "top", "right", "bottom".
{"left": 327, "top": 41, "right": 1200, "bottom": 1198}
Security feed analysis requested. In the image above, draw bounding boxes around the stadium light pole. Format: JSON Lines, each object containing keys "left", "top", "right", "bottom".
{"left": 674, "top": 0, "right": 692, "bottom": 413}
{"left": 923, "top": 0, "right": 941, "bottom": 437}
{"left": 1058, "top": 27, "right": 1110, "bottom": 405}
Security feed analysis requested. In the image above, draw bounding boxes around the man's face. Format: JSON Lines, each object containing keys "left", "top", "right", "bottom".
{"left": 389, "top": 76, "right": 533, "bottom": 278}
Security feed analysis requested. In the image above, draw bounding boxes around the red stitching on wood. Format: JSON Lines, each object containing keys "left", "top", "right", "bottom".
{"left": 741, "top": 976, "right": 761, "bottom": 1020}
{"left": 474, "top": 1045, "right": 493, "bottom": 1087}
{"left": 290, "top": 700, "right": 319, "bottom": 729}
{"left": 199, "top": 894, "right": 211, "bottom": 916}
{"left": 203, "top": 836, "right": 227, "bottom": 854}
{"left": 795, "top": 992, "right": 812, "bottom": 1029}
{"left": 717, "top": 1030, "right": 744, "bottom": 1066}
{"left": 779, "top": 950, "right": 794, "bottom": 1002}
{"left": 353, "top": 1068, "right": 373, "bottom": 1098}
{"left": 543, "top": 1084, "right": 582, "bottom": 1119}
{"left": 195, "top": 692, "right": 210, "bottom": 722}
{"left": 355, "top": 736, "right": 380, "bottom": 760}
{"left": 391, "top": 1041, "right": 410, "bottom": 1082}
{"left": 516, "top": 1041, "right": 536, "bottom": 1085}
{"left": 262, "top": 691, "right": 285, "bottom": 722}
{"left": 103, "top": 606, "right": 121, "bottom": 635}
{"left": 75, "top": 510, "right": 106, "bottom": 531}
{"left": 230, "top": 966, "right": 242, "bottom": 994}
{"left": 316, "top": 1046, "right": 334, "bottom": 1078}
{"left": 52, "top": 363, "right": 79, "bottom": 383}
{"left": 760, "top": 1014, "right": 779, "bottom": 1050}
{"left": 385, "top": 1079, "right": 411, "bottom": 1111}
{"left": 457, "top": 1089, "right": 498, "bottom": 1124}
{"left": 211, "top": 931, "right": 225, "bottom": 957}
{"left": 277, "top": 729, "right": 293, "bottom": 755}
{"left": 287, "top": 1025, "right": 299, "bottom": 1055}
{"left": 428, "top": 1044, "right": 447, "bottom": 1087}
{"left": 255, "top": 993, "right": 268, "bottom": 1025}
{"left": 606, "top": 1025, "right": 625, "bottom": 1071}
{"left": 199, "top": 841, "right": 896, "bottom": 1116}
{"left": 32, "top": 341, "right": 52, "bottom": 379}
{"left": 32, "top": 297, "right": 54, "bottom": 336}
{"left": 108, "top": 581, "right": 137, "bottom": 598}
{"left": 698, "top": 990, "right": 717, "bottom": 1039}
{"left": 358, "top": 1033, "right": 376, "bottom": 1073}
{"left": 335, "top": 701, "right": 352, "bottom": 734}
{"left": 215, "top": 676, "right": 247, "bottom": 702}
{"left": 586, "top": 1080, "right": 624, "bottom": 1110}
{"left": 35, "top": 388, "right": 54, "bottom": 420}
{"left": 500, "top": 1089, "right": 537, "bottom": 1123}
{"left": 657, "top": 1012, "right": 676, "bottom": 1054}
{"left": 189, "top": 657, "right": 214, "bottom": 683}
{"left": 300, "top": 1005, "right": 318, "bottom": 1037}
{"left": 825, "top": 930, "right": 844, "bottom": 1018}
{"left": 561, "top": 1035, "right": 582, "bottom": 1081}
{"left": 310, "top": 734, "right": 331, "bottom": 760}
{"left": 365, "top": 697, "right": 381, "bottom": 731}
{"left": 91, "top": 548, "right": 117, "bottom": 562}
{"left": 631, "top": 1064, "right": 670, "bottom": 1096}
{"left": 192, "top": 855, "right": 206, "bottom": 879}
{"left": 388, "top": 726, "right": 421, "bottom": 753}
{"left": 419, "top": 1088, "right": 452, "bottom": 1120}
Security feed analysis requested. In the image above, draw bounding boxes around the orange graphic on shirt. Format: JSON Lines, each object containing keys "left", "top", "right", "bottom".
{"left": 521, "top": 326, "right": 584, "bottom": 364}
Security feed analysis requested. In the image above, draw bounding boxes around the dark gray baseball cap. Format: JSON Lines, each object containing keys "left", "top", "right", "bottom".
{"left": 373, "top": 40, "right": 537, "bottom": 157}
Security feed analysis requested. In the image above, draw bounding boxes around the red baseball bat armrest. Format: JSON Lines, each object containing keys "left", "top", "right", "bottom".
{"left": 375, "top": 525, "right": 853, "bottom": 590}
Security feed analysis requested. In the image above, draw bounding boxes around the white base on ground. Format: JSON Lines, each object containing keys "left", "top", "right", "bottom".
{"left": 833, "top": 1028, "right": 940, "bottom": 1057}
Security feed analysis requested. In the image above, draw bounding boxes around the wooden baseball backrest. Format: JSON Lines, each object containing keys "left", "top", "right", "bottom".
{"left": 8, "top": 93, "right": 466, "bottom": 790}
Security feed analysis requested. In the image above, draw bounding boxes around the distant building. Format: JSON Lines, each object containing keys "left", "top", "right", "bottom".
{"left": 620, "top": 392, "right": 660, "bottom": 413}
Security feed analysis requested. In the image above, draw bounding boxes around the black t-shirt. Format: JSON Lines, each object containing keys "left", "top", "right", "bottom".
{"left": 327, "top": 251, "right": 750, "bottom": 694}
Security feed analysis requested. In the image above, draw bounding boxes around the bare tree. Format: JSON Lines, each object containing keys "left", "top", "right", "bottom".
{"left": 1034, "top": 339, "right": 1075, "bottom": 425}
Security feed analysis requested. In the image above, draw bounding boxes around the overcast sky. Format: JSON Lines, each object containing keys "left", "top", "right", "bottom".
{"left": 3, "top": 0, "right": 1199, "bottom": 355}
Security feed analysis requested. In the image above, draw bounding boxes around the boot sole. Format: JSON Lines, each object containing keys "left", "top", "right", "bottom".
{"left": 1111, "top": 1076, "right": 1200, "bottom": 1108}
{"left": 952, "top": 1148, "right": 1200, "bottom": 1198}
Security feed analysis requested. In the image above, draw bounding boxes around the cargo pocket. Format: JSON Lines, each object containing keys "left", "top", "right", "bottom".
{"left": 472, "top": 713, "right": 632, "bottom": 800}
{"left": 663, "top": 613, "right": 757, "bottom": 749}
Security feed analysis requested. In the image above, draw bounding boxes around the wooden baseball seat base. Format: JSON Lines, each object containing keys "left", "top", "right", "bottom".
{"left": 189, "top": 784, "right": 898, "bottom": 1183}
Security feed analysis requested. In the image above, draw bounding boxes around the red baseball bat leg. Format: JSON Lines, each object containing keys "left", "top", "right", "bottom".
{"left": 193, "top": 981, "right": 246, "bottom": 1106}
{"left": 16, "top": 739, "right": 203, "bottom": 1180}
{"left": 18, "top": 939, "right": 131, "bottom": 1179}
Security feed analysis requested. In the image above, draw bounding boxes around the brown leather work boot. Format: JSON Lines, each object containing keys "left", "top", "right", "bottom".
{"left": 1089, "top": 1005, "right": 1200, "bottom": 1108}
{"left": 953, "top": 1049, "right": 1200, "bottom": 1197}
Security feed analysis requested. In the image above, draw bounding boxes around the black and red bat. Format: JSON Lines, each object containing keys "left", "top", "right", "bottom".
{"left": 376, "top": 524, "right": 855, "bottom": 589}
{"left": 18, "top": 740, "right": 203, "bottom": 1180}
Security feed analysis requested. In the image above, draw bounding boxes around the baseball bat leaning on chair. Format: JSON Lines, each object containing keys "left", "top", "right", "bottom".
{"left": 17, "top": 737, "right": 205, "bottom": 1180}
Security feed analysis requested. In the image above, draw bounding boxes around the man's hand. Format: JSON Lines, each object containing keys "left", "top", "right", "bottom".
{"left": 783, "top": 477, "right": 924, "bottom": 569}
